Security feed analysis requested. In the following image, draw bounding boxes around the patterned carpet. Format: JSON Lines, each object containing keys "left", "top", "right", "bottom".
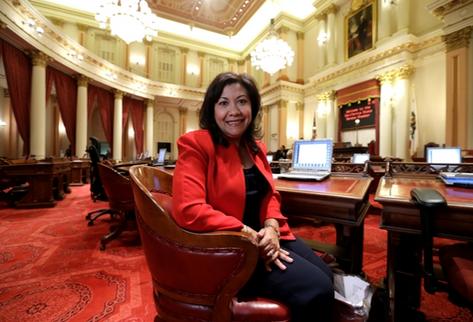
{"left": 0, "top": 185, "right": 471, "bottom": 321}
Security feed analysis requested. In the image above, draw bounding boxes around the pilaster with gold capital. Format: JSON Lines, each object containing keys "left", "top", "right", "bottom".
{"left": 377, "top": 71, "right": 395, "bottom": 85}
{"left": 77, "top": 75, "right": 88, "bottom": 87}
{"left": 114, "top": 90, "right": 124, "bottom": 100}
{"left": 394, "top": 65, "right": 415, "bottom": 80}
{"left": 31, "top": 51, "right": 49, "bottom": 67}
{"left": 443, "top": 26, "right": 473, "bottom": 52}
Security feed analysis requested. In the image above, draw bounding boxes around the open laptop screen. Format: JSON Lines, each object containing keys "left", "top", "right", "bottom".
{"left": 292, "top": 139, "right": 333, "bottom": 171}
{"left": 426, "top": 147, "right": 461, "bottom": 164}
{"left": 352, "top": 153, "right": 370, "bottom": 164}
{"left": 154, "top": 148, "right": 167, "bottom": 165}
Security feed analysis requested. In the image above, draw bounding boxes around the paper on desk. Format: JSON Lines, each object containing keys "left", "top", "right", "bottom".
{"left": 334, "top": 274, "right": 372, "bottom": 308}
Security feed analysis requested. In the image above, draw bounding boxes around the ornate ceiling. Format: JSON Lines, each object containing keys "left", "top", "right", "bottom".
{"left": 145, "top": 0, "right": 265, "bottom": 36}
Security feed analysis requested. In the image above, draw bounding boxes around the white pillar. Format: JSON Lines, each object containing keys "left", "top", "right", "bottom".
{"left": 30, "top": 52, "right": 47, "bottom": 159}
{"left": 395, "top": 0, "right": 410, "bottom": 35}
{"left": 326, "top": 98, "right": 336, "bottom": 140}
{"left": 112, "top": 90, "right": 123, "bottom": 161}
{"left": 378, "top": 0, "right": 392, "bottom": 40}
{"left": 145, "top": 99, "right": 154, "bottom": 157}
{"left": 378, "top": 73, "right": 394, "bottom": 157}
{"left": 75, "top": 76, "right": 88, "bottom": 158}
{"left": 393, "top": 66, "right": 414, "bottom": 160}
{"left": 327, "top": 7, "right": 337, "bottom": 65}
{"left": 316, "top": 99, "right": 327, "bottom": 138}
{"left": 318, "top": 18, "right": 327, "bottom": 68}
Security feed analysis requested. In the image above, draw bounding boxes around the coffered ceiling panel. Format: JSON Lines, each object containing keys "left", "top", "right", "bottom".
{"left": 148, "top": 0, "right": 265, "bottom": 35}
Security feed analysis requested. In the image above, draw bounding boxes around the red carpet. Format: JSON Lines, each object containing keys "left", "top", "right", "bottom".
{"left": 0, "top": 186, "right": 471, "bottom": 321}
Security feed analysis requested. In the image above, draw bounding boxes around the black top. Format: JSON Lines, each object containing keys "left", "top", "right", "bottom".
{"left": 242, "top": 165, "right": 269, "bottom": 231}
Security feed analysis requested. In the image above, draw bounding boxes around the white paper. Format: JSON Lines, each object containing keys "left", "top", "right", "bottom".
{"left": 333, "top": 274, "right": 371, "bottom": 308}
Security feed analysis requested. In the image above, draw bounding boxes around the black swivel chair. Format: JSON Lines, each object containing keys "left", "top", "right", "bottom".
{"left": 85, "top": 137, "right": 111, "bottom": 226}
{"left": 411, "top": 188, "right": 473, "bottom": 307}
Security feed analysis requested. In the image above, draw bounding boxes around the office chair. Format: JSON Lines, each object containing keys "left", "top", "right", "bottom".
{"left": 97, "top": 163, "right": 136, "bottom": 250}
{"left": 85, "top": 137, "right": 111, "bottom": 226}
{"left": 129, "top": 165, "right": 290, "bottom": 322}
{"left": 411, "top": 188, "right": 473, "bottom": 307}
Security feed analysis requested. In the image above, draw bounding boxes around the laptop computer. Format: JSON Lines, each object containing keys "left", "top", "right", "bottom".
{"left": 153, "top": 148, "right": 167, "bottom": 166}
{"left": 277, "top": 139, "right": 333, "bottom": 181}
{"left": 352, "top": 153, "right": 370, "bottom": 164}
{"left": 439, "top": 172, "right": 473, "bottom": 188}
{"left": 426, "top": 147, "right": 461, "bottom": 164}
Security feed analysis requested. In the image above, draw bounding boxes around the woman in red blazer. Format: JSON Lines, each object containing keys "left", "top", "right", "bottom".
{"left": 172, "top": 72, "right": 333, "bottom": 322}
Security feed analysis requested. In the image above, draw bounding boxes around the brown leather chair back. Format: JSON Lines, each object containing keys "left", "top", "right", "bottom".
{"left": 129, "top": 165, "right": 289, "bottom": 322}
{"left": 97, "top": 163, "right": 134, "bottom": 213}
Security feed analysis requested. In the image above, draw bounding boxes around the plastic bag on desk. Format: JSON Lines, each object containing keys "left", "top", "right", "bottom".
{"left": 332, "top": 273, "right": 374, "bottom": 322}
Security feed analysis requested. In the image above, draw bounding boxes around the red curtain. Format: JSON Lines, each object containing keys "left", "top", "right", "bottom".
{"left": 47, "top": 67, "right": 77, "bottom": 155}
{"left": 95, "top": 87, "right": 114, "bottom": 148}
{"left": 46, "top": 67, "right": 54, "bottom": 105}
{"left": 1, "top": 39, "right": 32, "bottom": 155}
{"left": 126, "top": 97, "right": 145, "bottom": 154}
{"left": 88, "top": 85, "right": 99, "bottom": 121}
{"left": 122, "top": 98, "right": 130, "bottom": 132}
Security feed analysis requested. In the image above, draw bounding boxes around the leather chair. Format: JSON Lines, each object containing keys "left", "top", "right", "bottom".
{"left": 129, "top": 165, "right": 290, "bottom": 322}
{"left": 96, "top": 163, "right": 136, "bottom": 250}
{"left": 85, "top": 137, "right": 110, "bottom": 226}
{"left": 411, "top": 188, "right": 473, "bottom": 307}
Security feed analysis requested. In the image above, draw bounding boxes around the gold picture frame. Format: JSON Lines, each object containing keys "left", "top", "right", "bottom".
{"left": 345, "top": 0, "right": 377, "bottom": 59}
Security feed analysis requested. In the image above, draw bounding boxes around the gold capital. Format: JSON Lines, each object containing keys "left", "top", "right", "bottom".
{"left": 31, "top": 51, "right": 49, "bottom": 67}
{"left": 77, "top": 75, "right": 88, "bottom": 87}
{"left": 443, "top": 26, "right": 473, "bottom": 52}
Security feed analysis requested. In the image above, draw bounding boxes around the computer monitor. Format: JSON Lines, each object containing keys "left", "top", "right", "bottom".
{"left": 426, "top": 147, "right": 461, "bottom": 164}
{"left": 352, "top": 153, "right": 370, "bottom": 164}
{"left": 154, "top": 148, "right": 167, "bottom": 165}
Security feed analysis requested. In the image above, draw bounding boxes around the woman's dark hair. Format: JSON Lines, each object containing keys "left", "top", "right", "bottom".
{"left": 199, "top": 72, "right": 262, "bottom": 151}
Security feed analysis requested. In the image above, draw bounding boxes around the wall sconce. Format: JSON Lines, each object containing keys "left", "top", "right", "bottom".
{"left": 130, "top": 54, "right": 145, "bottom": 66}
{"left": 186, "top": 64, "right": 200, "bottom": 76}
{"left": 317, "top": 31, "right": 329, "bottom": 46}
{"left": 382, "top": 0, "right": 397, "bottom": 7}
{"left": 0, "top": 119, "right": 7, "bottom": 127}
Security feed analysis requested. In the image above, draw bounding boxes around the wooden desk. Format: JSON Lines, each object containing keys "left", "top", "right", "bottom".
{"left": 0, "top": 161, "right": 71, "bottom": 207}
{"left": 275, "top": 174, "right": 372, "bottom": 274}
{"left": 70, "top": 159, "right": 90, "bottom": 185}
{"left": 375, "top": 176, "right": 473, "bottom": 322}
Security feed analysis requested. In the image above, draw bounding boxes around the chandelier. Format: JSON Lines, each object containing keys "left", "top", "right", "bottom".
{"left": 95, "top": 0, "right": 159, "bottom": 44}
{"left": 250, "top": 19, "right": 294, "bottom": 75}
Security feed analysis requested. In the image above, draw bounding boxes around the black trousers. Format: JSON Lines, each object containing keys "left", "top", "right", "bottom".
{"left": 240, "top": 237, "right": 334, "bottom": 322}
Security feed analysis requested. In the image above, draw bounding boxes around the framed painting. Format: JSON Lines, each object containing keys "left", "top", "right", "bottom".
{"left": 345, "top": 0, "right": 376, "bottom": 59}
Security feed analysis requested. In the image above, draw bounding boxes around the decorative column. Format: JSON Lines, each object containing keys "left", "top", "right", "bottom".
{"left": 262, "top": 106, "right": 270, "bottom": 148}
{"left": 296, "top": 32, "right": 304, "bottom": 84}
{"left": 326, "top": 5, "right": 337, "bottom": 66}
{"left": 179, "top": 107, "right": 188, "bottom": 135}
{"left": 316, "top": 94, "right": 327, "bottom": 138}
{"left": 112, "top": 90, "right": 123, "bottom": 161}
{"left": 395, "top": 0, "right": 410, "bottom": 35}
{"left": 75, "top": 75, "right": 88, "bottom": 158}
{"left": 317, "top": 16, "right": 327, "bottom": 69}
{"left": 277, "top": 26, "right": 290, "bottom": 81}
{"left": 30, "top": 51, "right": 48, "bottom": 159}
{"left": 198, "top": 52, "right": 205, "bottom": 88}
{"left": 278, "top": 100, "right": 288, "bottom": 147}
{"left": 145, "top": 99, "right": 154, "bottom": 157}
{"left": 444, "top": 27, "right": 472, "bottom": 148}
{"left": 393, "top": 66, "right": 414, "bottom": 160}
{"left": 180, "top": 47, "right": 188, "bottom": 86}
{"left": 296, "top": 102, "right": 304, "bottom": 139}
{"left": 378, "top": 0, "right": 392, "bottom": 40}
{"left": 325, "top": 91, "right": 337, "bottom": 140}
{"left": 377, "top": 71, "right": 395, "bottom": 157}
{"left": 237, "top": 60, "right": 245, "bottom": 74}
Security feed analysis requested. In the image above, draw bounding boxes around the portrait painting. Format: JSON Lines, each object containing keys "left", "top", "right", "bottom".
{"left": 346, "top": 1, "right": 376, "bottom": 59}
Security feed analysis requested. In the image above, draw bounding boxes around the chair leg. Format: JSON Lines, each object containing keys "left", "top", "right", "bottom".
{"left": 99, "top": 211, "right": 126, "bottom": 250}
{"left": 86, "top": 208, "right": 113, "bottom": 226}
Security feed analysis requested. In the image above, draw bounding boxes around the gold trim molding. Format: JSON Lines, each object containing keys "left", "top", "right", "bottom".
{"left": 443, "top": 26, "right": 473, "bottom": 51}
{"left": 432, "top": 0, "right": 471, "bottom": 18}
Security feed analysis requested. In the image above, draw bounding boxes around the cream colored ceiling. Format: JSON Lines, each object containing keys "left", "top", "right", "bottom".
{"left": 148, "top": 0, "right": 265, "bottom": 36}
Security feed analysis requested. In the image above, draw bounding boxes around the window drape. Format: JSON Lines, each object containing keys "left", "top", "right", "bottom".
{"left": 95, "top": 87, "right": 114, "bottom": 149}
{"left": 46, "top": 67, "right": 77, "bottom": 156}
{"left": 88, "top": 85, "right": 99, "bottom": 121}
{"left": 124, "top": 97, "right": 145, "bottom": 154}
{"left": 1, "top": 39, "right": 32, "bottom": 155}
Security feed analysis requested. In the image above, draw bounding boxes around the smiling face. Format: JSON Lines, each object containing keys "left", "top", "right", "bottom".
{"left": 214, "top": 82, "right": 252, "bottom": 145}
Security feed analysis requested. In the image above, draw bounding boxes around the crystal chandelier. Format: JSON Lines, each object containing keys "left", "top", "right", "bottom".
{"left": 95, "top": 0, "right": 159, "bottom": 44}
{"left": 250, "top": 19, "right": 294, "bottom": 75}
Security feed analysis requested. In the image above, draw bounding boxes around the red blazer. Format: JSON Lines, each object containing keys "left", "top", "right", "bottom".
{"left": 172, "top": 130, "right": 295, "bottom": 240}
